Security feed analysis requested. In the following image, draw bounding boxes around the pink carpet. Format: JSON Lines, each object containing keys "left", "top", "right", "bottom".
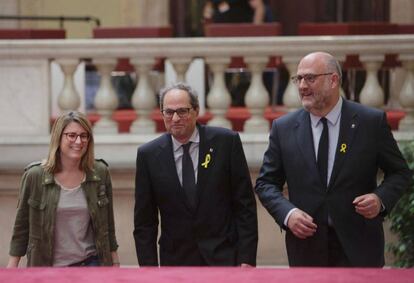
{"left": 0, "top": 267, "right": 413, "bottom": 283}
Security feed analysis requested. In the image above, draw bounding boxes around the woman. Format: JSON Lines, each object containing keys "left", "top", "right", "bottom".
{"left": 248, "top": 0, "right": 273, "bottom": 24}
{"left": 202, "top": 0, "right": 272, "bottom": 24}
{"left": 7, "top": 111, "right": 119, "bottom": 267}
{"left": 203, "top": 0, "right": 253, "bottom": 24}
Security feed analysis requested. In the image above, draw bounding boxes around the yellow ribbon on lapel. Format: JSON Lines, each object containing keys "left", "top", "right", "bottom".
{"left": 340, "top": 143, "right": 347, "bottom": 153}
{"left": 201, "top": 153, "right": 211, "bottom": 168}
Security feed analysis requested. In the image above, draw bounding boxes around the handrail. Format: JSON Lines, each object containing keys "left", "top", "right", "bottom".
{"left": 0, "top": 35, "right": 413, "bottom": 59}
{"left": 0, "top": 15, "right": 101, "bottom": 28}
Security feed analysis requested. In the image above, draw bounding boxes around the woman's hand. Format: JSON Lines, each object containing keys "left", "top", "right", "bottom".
{"left": 7, "top": 256, "right": 21, "bottom": 268}
{"left": 111, "top": 251, "right": 120, "bottom": 267}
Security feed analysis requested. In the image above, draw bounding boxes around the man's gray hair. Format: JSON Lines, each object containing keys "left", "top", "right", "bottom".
{"left": 159, "top": 82, "right": 200, "bottom": 110}
{"left": 326, "top": 56, "right": 343, "bottom": 85}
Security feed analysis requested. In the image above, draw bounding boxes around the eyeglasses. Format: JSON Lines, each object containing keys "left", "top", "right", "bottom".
{"left": 291, "top": 73, "right": 333, "bottom": 85}
{"left": 63, "top": 132, "right": 90, "bottom": 143}
{"left": 161, "top": 107, "right": 193, "bottom": 119}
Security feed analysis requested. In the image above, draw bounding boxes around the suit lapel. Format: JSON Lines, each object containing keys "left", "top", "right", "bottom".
{"left": 328, "top": 100, "right": 359, "bottom": 189}
{"left": 295, "top": 110, "right": 319, "bottom": 177}
{"left": 195, "top": 124, "right": 214, "bottom": 211}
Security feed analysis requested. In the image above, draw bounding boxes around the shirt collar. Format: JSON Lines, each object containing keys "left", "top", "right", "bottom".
{"left": 172, "top": 127, "right": 200, "bottom": 152}
{"left": 310, "top": 96, "right": 343, "bottom": 127}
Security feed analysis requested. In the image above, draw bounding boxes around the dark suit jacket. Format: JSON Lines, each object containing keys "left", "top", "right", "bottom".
{"left": 255, "top": 99, "right": 411, "bottom": 267}
{"left": 134, "top": 124, "right": 258, "bottom": 266}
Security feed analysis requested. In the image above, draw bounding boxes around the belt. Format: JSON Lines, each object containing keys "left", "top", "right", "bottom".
{"left": 69, "top": 255, "right": 99, "bottom": 267}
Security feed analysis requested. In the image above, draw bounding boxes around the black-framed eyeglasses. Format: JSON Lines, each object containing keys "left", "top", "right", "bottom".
{"left": 63, "top": 132, "right": 90, "bottom": 143}
{"left": 291, "top": 73, "right": 333, "bottom": 85}
{"left": 161, "top": 107, "right": 193, "bottom": 119}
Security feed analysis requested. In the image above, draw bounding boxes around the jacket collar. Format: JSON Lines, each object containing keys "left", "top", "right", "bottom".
{"left": 42, "top": 167, "right": 101, "bottom": 186}
{"left": 295, "top": 109, "right": 317, "bottom": 169}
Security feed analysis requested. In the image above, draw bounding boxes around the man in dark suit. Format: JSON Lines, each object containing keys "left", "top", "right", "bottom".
{"left": 134, "top": 82, "right": 258, "bottom": 266}
{"left": 255, "top": 52, "right": 411, "bottom": 267}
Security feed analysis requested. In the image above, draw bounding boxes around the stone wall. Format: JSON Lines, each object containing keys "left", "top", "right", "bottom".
{"left": 0, "top": 0, "right": 169, "bottom": 38}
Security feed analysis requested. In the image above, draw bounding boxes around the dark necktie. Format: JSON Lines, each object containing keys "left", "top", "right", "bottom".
{"left": 317, "top": 117, "right": 329, "bottom": 188}
{"left": 182, "top": 142, "right": 197, "bottom": 209}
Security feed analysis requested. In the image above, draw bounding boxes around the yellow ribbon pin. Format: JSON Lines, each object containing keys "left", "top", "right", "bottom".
{"left": 340, "top": 143, "right": 347, "bottom": 153}
{"left": 201, "top": 153, "right": 211, "bottom": 168}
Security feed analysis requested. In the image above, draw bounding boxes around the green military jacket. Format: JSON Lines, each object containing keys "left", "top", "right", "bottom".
{"left": 9, "top": 160, "right": 118, "bottom": 266}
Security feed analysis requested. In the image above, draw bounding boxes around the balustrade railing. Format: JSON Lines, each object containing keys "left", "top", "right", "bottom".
{"left": 1, "top": 35, "right": 414, "bottom": 135}
{"left": 0, "top": 35, "right": 413, "bottom": 168}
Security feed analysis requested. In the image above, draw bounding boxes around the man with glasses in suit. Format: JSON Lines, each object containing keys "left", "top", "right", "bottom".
{"left": 255, "top": 52, "right": 410, "bottom": 267}
{"left": 134, "top": 82, "right": 258, "bottom": 267}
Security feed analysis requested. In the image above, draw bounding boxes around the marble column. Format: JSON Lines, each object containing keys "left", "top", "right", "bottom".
{"left": 56, "top": 59, "right": 81, "bottom": 112}
{"left": 244, "top": 56, "right": 269, "bottom": 133}
{"left": 398, "top": 56, "right": 414, "bottom": 131}
{"left": 170, "top": 57, "right": 191, "bottom": 82}
{"left": 93, "top": 59, "right": 119, "bottom": 134}
{"left": 130, "top": 58, "right": 157, "bottom": 134}
{"left": 205, "top": 57, "right": 232, "bottom": 129}
{"left": 359, "top": 55, "right": 385, "bottom": 108}
{"left": 282, "top": 57, "right": 301, "bottom": 111}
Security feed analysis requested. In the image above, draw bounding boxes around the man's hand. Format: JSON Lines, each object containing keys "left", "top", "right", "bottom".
{"left": 353, "top": 193, "right": 382, "bottom": 219}
{"left": 240, "top": 263, "right": 253, "bottom": 268}
{"left": 287, "top": 209, "right": 317, "bottom": 239}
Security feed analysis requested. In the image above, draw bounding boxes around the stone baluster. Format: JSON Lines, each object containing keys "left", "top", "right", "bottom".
{"left": 56, "top": 59, "right": 81, "bottom": 111}
{"left": 282, "top": 57, "right": 301, "bottom": 111}
{"left": 387, "top": 68, "right": 402, "bottom": 109}
{"left": 93, "top": 59, "right": 119, "bottom": 134}
{"left": 359, "top": 55, "right": 385, "bottom": 108}
{"left": 130, "top": 58, "right": 157, "bottom": 134}
{"left": 170, "top": 57, "right": 191, "bottom": 82}
{"left": 205, "top": 57, "right": 232, "bottom": 129}
{"left": 244, "top": 56, "right": 269, "bottom": 133}
{"left": 398, "top": 55, "right": 414, "bottom": 131}
{"left": 336, "top": 56, "right": 346, "bottom": 98}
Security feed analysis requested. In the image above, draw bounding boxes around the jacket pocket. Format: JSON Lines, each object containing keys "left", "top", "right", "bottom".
{"left": 27, "top": 198, "right": 45, "bottom": 239}
{"left": 96, "top": 195, "right": 110, "bottom": 233}
{"left": 28, "top": 198, "right": 46, "bottom": 210}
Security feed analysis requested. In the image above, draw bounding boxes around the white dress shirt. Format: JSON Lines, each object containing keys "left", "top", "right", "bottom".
{"left": 284, "top": 97, "right": 343, "bottom": 226}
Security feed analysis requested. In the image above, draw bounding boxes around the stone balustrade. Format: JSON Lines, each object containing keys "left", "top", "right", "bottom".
{"left": 0, "top": 35, "right": 414, "bottom": 169}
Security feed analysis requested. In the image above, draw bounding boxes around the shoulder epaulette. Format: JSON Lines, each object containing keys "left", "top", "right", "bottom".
{"left": 95, "top": 158, "right": 109, "bottom": 167}
{"left": 24, "top": 161, "right": 42, "bottom": 171}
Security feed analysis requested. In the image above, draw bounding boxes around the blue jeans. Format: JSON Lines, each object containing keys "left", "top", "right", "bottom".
{"left": 69, "top": 255, "right": 100, "bottom": 267}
